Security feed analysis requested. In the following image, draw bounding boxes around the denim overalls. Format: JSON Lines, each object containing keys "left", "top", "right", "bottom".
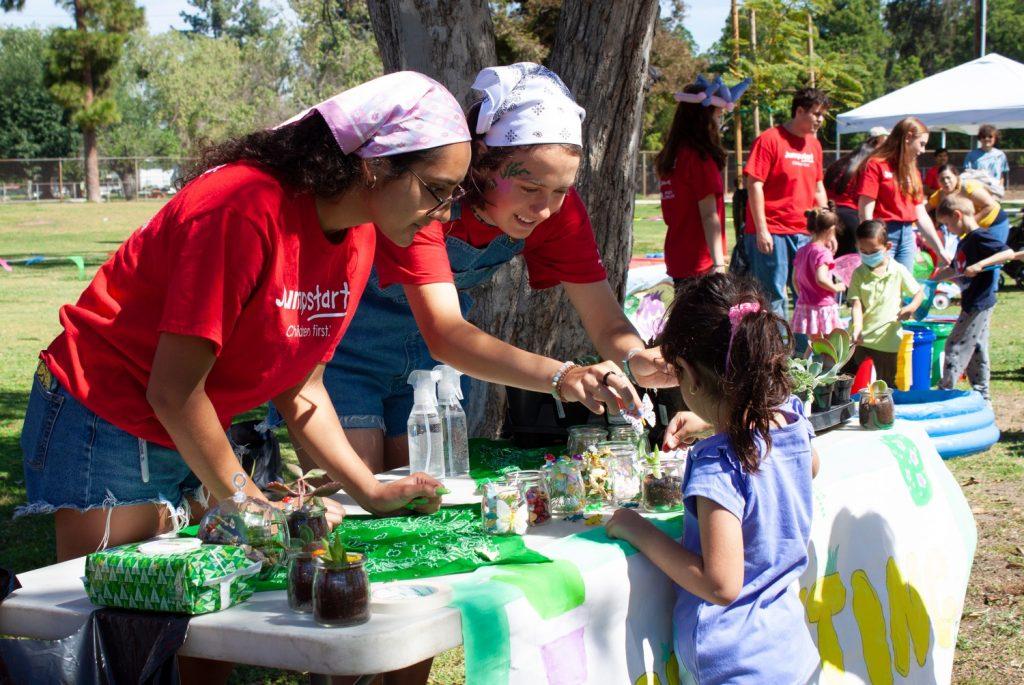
{"left": 323, "top": 206, "right": 525, "bottom": 436}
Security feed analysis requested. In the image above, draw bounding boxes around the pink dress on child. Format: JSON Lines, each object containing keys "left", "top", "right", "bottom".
{"left": 791, "top": 242, "right": 841, "bottom": 335}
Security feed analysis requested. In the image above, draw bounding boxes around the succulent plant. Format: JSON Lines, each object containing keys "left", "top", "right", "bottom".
{"left": 264, "top": 464, "right": 343, "bottom": 511}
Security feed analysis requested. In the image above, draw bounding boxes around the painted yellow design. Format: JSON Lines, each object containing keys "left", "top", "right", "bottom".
{"left": 901, "top": 549, "right": 961, "bottom": 650}
{"left": 852, "top": 569, "right": 893, "bottom": 685}
{"left": 584, "top": 514, "right": 604, "bottom": 526}
{"left": 665, "top": 652, "right": 681, "bottom": 685}
{"left": 886, "top": 557, "right": 931, "bottom": 676}
{"left": 634, "top": 673, "right": 661, "bottom": 685}
{"left": 803, "top": 572, "right": 847, "bottom": 674}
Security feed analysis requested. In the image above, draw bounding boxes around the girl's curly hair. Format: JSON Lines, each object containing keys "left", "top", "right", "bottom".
{"left": 661, "top": 273, "right": 793, "bottom": 472}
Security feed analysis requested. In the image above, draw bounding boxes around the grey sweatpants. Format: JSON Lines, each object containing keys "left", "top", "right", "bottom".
{"left": 940, "top": 306, "right": 993, "bottom": 400}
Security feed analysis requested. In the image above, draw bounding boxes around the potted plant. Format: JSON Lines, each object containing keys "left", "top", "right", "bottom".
{"left": 264, "top": 464, "right": 342, "bottom": 540}
{"left": 788, "top": 357, "right": 821, "bottom": 414}
{"left": 312, "top": 533, "right": 370, "bottom": 627}
{"left": 858, "top": 380, "right": 896, "bottom": 430}
{"left": 811, "top": 330, "right": 857, "bottom": 405}
{"left": 286, "top": 525, "right": 324, "bottom": 614}
{"left": 639, "top": 447, "right": 684, "bottom": 513}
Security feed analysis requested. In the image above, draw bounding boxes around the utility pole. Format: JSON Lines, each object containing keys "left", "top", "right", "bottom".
{"left": 807, "top": 11, "right": 815, "bottom": 87}
{"left": 750, "top": 6, "right": 760, "bottom": 137}
{"left": 974, "top": 0, "right": 988, "bottom": 57}
{"left": 732, "top": 0, "right": 744, "bottom": 189}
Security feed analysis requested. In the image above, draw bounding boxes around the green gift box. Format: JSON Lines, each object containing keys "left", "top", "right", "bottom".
{"left": 84, "top": 541, "right": 261, "bottom": 614}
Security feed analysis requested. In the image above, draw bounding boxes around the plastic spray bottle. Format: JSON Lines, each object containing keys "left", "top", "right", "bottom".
{"left": 407, "top": 370, "right": 445, "bottom": 479}
{"left": 434, "top": 364, "right": 469, "bottom": 477}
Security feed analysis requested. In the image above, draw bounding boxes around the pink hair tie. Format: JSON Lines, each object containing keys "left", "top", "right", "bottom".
{"left": 725, "top": 302, "right": 761, "bottom": 372}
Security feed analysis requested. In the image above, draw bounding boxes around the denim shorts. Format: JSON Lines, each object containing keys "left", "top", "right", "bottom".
{"left": 17, "top": 362, "right": 202, "bottom": 517}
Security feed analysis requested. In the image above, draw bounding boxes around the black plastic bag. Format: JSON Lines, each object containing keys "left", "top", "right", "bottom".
{"left": 228, "top": 419, "right": 282, "bottom": 489}
{"left": 0, "top": 608, "right": 189, "bottom": 685}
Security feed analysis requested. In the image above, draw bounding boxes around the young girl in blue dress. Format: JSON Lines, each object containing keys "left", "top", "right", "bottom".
{"left": 606, "top": 272, "right": 821, "bottom": 684}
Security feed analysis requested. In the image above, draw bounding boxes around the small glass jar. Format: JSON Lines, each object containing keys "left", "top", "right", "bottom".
{"left": 312, "top": 553, "right": 370, "bottom": 627}
{"left": 481, "top": 480, "right": 528, "bottom": 535}
{"left": 544, "top": 456, "right": 586, "bottom": 516}
{"left": 567, "top": 425, "right": 607, "bottom": 458}
{"left": 286, "top": 551, "right": 317, "bottom": 613}
{"left": 859, "top": 388, "right": 895, "bottom": 430}
{"left": 607, "top": 425, "right": 650, "bottom": 461}
{"left": 600, "top": 441, "right": 640, "bottom": 505}
{"left": 513, "top": 470, "right": 551, "bottom": 526}
{"left": 286, "top": 500, "right": 330, "bottom": 541}
{"left": 641, "top": 458, "right": 685, "bottom": 513}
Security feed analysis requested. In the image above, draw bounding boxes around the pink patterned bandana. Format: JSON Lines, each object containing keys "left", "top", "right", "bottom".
{"left": 276, "top": 71, "right": 470, "bottom": 158}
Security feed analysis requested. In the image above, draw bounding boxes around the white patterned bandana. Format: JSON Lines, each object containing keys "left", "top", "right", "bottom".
{"left": 472, "top": 63, "right": 585, "bottom": 148}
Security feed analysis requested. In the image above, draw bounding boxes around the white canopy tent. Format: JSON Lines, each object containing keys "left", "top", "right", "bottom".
{"left": 835, "top": 53, "right": 1024, "bottom": 150}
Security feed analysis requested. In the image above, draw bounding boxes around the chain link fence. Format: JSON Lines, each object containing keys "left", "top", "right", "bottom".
{"left": 0, "top": 157, "right": 193, "bottom": 202}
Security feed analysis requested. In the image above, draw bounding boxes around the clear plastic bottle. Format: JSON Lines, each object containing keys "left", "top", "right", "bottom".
{"left": 434, "top": 365, "right": 470, "bottom": 477}
{"left": 407, "top": 370, "right": 445, "bottom": 479}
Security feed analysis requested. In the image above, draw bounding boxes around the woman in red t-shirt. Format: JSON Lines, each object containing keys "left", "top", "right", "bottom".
{"left": 824, "top": 135, "right": 884, "bottom": 256}
{"left": 655, "top": 82, "right": 728, "bottom": 282}
{"left": 19, "top": 73, "right": 472, "bottom": 564}
{"left": 324, "top": 64, "right": 671, "bottom": 474}
{"left": 855, "top": 116, "right": 948, "bottom": 273}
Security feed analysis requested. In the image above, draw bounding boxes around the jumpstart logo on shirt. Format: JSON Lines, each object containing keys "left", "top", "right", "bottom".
{"left": 276, "top": 282, "right": 350, "bottom": 338}
{"left": 784, "top": 150, "right": 816, "bottom": 168}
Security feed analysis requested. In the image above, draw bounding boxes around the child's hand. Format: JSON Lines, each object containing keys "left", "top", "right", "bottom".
{"left": 832, "top": 280, "right": 847, "bottom": 293}
{"left": 851, "top": 327, "right": 862, "bottom": 345}
{"left": 605, "top": 508, "right": 651, "bottom": 544}
{"left": 964, "top": 263, "right": 982, "bottom": 278}
{"left": 897, "top": 305, "right": 917, "bottom": 321}
{"left": 663, "top": 411, "right": 712, "bottom": 449}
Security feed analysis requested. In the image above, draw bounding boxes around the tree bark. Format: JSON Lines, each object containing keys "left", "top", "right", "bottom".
{"left": 464, "top": 0, "right": 659, "bottom": 436}
{"left": 366, "top": 0, "right": 497, "bottom": 106}
{"left": 75, "top": 0, "right": 101, "bottom": 203}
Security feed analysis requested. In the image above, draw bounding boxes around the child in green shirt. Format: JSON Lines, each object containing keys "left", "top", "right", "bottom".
{"left": 846, "top": 220, "right": 924, "bottom": 385}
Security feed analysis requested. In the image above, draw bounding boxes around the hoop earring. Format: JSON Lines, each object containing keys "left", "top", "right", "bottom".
{"left": 365, "top": 174, "right": 377, "bottom": 190}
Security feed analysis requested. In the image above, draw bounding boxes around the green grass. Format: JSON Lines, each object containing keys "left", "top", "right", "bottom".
{"left": 631, "top": 199, "right": 734, "bottom": 257}
{"left": 1, "top": 199, "right": 1022, "bottom": 682}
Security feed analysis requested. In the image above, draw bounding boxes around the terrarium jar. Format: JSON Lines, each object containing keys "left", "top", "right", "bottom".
{"left": 600, "top": 441, "right": 641, "bottom": 506}
{"left": 859, "top": 389, "right": 895, "bottom": 430}
{"left": 513, "top": 470, "right": 551, "bottom": 526}
{"left": 543, "top": 456, "right": 586, "bottom": 516}
{"left": 567, "top": 425, "right": 608, "bottom": 458}
{"left": 286, "top": 551, "right": 317, "bottom": 613}
{"left": 481, "top": 480, "right": 528, "bottom": 535}
{"left": 641, "top": 458, "right": 685, "bottom": 513}
{"left": 312, "top": 553, "right": 370, "bottom": 627}
{"left": 607, "top": 425, "right": 650, "bottom": 461}
{"left": 286, "top": 499, "right": 330, "bottom": 541}
{"left": 197, "top": 474, "right": 290, "bottom": 580}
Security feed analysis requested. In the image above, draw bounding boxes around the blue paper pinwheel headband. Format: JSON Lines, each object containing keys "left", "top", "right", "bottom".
{"left": 674, "top": 74, "right": 752, "bottom": 112}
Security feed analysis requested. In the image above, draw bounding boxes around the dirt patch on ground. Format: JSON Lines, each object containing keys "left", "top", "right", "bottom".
{"left": 948, "top": 394, "right": 1024, "bottom": 683}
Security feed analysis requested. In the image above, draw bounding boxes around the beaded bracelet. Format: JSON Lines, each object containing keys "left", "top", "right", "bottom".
{"left": 550, "top": 361, "right": 576, "bottom": 419}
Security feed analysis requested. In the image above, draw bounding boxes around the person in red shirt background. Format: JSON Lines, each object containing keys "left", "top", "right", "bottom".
{"left": 18, "top": 73, "right": 471, "bottom": 568}
{"left": 856, "top": 116, "right": 947, "bottom": 273}
{"left": 656, "top": 78, "right": 736, "bottom": 284}
{"left": 744, "top": 88, "right": 830, "bottom": 318}
{"left": 322, "top": 63, "right": 670, "bottom": 475}
{"left": 824, "top": 130, "right": 886, "bottom": 256}
{"left": 923, "top": 147, "right": 950, "bottom": 196}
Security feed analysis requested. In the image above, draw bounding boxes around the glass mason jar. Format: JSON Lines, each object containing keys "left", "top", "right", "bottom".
{"left": 640, "top": 458, "right": 685, "bottom": 513}
{"left": 286, "top": 499, "right": 330, "bottom": 541}
{"left": 607, "top": 425, "right": 650, "bottom": 461}
{"left": 286, "top": 551, "right": 317, "bottom": 613}
{"left": 513, "top": 470, "right": 551, "bottom": 526}
{"left": 544, "top": 457, "right": 586, "bottom": 516}
{"left": 567, "top": 425, "right": 608, "bottom": 458}
{"left": 599, "top": 440, "right": 641, "bottom": 505}
{"left": 312, "top": 553, "right": 370, "bottom": 627}
{"left": 481, "top": 479, "right": 528, "bottom": 535}
{"left": 859, "top": 388, "right": 895, "bottom": 430}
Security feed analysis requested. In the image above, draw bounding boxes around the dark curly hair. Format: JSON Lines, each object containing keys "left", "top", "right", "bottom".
{"left": 654, "top": 83, "right": 726, "bottom": 179}
{"left": 661, "top": 273, "right": 793, "bottom": 473}
{"left": 460, "top": 100, "right": 582, "bottom": 209}
{"left": 177, "top": 111, "right": 440, "bottom": 196}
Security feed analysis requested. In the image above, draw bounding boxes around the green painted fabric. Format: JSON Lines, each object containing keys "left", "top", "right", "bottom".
{"left": 84, "top": 543, "right": 257, "bottom": 614}
{"left": 469, "top": 438, "right": 554, "bottom": 487}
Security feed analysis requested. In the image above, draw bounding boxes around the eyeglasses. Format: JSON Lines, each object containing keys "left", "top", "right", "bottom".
{"left": 408, "top": 167, "right": 467, "bottom": 218}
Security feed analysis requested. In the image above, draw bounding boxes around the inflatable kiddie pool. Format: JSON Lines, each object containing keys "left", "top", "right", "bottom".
{"left": 890, "top": 389, "right": 999, "bottom": 459}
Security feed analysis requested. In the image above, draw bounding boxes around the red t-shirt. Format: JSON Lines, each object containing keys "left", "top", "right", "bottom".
{"left": 375, "top": 188, "right": 606, "bottom": 290}
{"left": 744, "top": 126, "right": 824, "bottom": 235}
{"left": 855, "top": 157, "right": 922, "bottom": 223}
{"left": 42, "top": 162, "right": 375, "bottom": 448}
{"left": 828, "top": 169, "right": 861, "bottom": 210}
{"left": 659, "top": 146, "right": 727, "bottom": 279}
{"left": 923, "top": 166, "right": 940, "bottom": 193}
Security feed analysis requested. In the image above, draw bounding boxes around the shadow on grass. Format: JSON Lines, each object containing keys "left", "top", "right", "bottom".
{"left": 991, "top": 368, "right": 1024, "bottom": 383}
{"left": 997, "top": 430, "right": 1024, "bottom": 459}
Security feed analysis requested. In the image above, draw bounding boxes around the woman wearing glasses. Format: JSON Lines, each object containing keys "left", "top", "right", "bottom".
{"left": 18, "top": 72, "right": 472, "bottom": 566}
{"left": 325, "top": 63, "right": 671, "bottom": 474}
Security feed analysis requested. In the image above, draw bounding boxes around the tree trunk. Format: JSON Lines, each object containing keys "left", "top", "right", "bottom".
{"left": 366, "top": 0, "right": 497, "bottom": 106}
{"left": 84, "top": 126, "right": 101, "bottom": 202}
{"left": 464, "top": 0, "right": 660, "bottom": 436}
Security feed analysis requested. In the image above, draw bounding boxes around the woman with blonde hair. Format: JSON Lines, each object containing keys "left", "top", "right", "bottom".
{"left": 855, "top": 116, "right": 948, "bottom": 272}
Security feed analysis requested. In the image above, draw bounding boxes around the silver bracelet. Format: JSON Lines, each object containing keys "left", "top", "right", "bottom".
{"left": 621, "top": 348, "right": 643, "bottom": 385}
